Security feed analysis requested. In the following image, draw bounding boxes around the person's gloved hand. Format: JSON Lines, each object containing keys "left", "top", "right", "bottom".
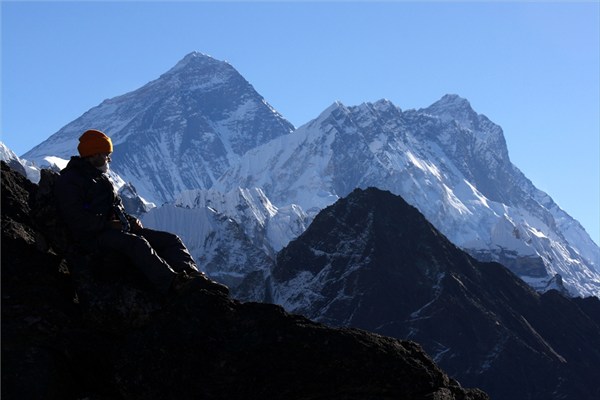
{"left": 129, "top": 217, "right": 143, "bottom": 231}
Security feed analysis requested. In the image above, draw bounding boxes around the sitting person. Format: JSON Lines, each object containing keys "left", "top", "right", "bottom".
{"left": 54, "top": 129, "right": 227, "bottom": 296}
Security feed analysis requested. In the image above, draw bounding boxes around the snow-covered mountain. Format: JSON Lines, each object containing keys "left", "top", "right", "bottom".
{"left": 22, "top": 52, "right": 294, "bottom": 204}
{"left": 174, "top": 187, "right": 308, "bottom": 253}
{"left": 142, "top": 202, "right": 273, "bottom": 289}
{"left": 17, "top": 52, "right": 599, "bottom": 298}
{"left": 215, "top": 96, "right": 600, "bottom": 297}
{"left": 1, "top": 141, "right": 40, "bottom": 182}
{"left": 141, "top": 187, "right": 307, "bottom": 290}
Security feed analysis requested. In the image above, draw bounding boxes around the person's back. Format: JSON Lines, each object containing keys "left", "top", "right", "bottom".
{"left": 55, "top": 154, "right": 118, "bottom": 248}
{"left": 54, "top": 129, "right": 228, "bottom": 296}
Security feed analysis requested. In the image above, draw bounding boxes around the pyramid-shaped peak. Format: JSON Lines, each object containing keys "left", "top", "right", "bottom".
{"left": 164, "top": 51, "right": 232, "bottom": 76}
{"left": 179, "top": 51, "right": 221, "bottom": 65}
{"left": 306, "top": 187, "right": 446, "bottom": 254}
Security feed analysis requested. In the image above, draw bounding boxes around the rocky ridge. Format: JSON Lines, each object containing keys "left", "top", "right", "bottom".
{"left": 1, "top": 161, "right": 487, "bottom": 400}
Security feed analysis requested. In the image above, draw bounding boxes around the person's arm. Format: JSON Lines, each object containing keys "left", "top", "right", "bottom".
{"left": 54, "top": 173, "right": 109, "bottom": 235}
{"left": 127, "top": 215, "right": 144, "bottom": 231}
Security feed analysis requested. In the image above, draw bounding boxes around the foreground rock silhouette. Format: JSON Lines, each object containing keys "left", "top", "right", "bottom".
{"left": 1, "top": 162, "right": 487, "bottom": 400}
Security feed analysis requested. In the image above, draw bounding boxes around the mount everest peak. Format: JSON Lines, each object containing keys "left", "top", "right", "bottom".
{"left": 22, "top": 52, "right": 294, "bottom": 204}
{"left": 162, "top": 51, "right": 226, "bottom": 75}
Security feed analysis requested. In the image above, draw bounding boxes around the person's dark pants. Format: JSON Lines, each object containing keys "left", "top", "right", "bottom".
{"left": 96, "top": 228, "right": 198, "bottom": 294}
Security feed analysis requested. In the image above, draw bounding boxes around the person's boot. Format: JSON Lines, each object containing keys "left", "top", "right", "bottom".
{"left": 189, "top": 270, "right": 229, "bottom": 295}
{"left": 170, "top": 271, "right": 229, "bottom": 296}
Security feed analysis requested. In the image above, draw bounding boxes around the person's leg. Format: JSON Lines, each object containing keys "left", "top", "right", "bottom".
{"left": 96, "top": 229, "right": 176, "bottom": 294}
{"left": 137, "top": 228, "right": 229, "bottom": 296}
{"left": 137, "top": 228, "right": 199, "bottom": 274}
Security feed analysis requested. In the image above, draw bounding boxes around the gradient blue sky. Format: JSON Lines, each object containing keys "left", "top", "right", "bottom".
{"left": 2, "top": 1, "right": 599, "bottom": 245}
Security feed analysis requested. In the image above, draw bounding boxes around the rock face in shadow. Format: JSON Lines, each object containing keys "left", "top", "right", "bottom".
{"left": 1, "top": 162, "right": 488, "bottom": 400}
{"left": 271, "top": 187, "right": 600, "bottom": 400}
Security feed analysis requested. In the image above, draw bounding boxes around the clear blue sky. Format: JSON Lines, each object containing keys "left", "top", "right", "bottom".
{"left": 2, "top": 1, "right": 599, "bottom": 245}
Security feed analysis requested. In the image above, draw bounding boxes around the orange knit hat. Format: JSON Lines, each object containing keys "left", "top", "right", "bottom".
{"left": 77, "top": 129, "right": 113, "bottom": 157}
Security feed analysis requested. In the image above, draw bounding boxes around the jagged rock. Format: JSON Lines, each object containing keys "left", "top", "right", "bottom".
{"left": 1, "top": 163, "right": 80, "bottom": 399}
{"left": 1, "top": 162, "right": 488, "bottom": 399}
{"left": 270, "top": 187, "right": 600, "bottom": 400}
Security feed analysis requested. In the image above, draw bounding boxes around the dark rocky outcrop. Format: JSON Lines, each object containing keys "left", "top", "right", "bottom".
{"left": 271, "top": 187, "right": 600, "bottom": 400}
{"left": 1, "top": 162, "right": 487, "bottom": 400}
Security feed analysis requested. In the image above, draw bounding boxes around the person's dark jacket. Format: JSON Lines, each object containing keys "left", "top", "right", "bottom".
{"left": 54, "top": 156, "right": 128, "bottom": 245}
{"left": 53, "top": 156, "right": 226, "bottom": 296}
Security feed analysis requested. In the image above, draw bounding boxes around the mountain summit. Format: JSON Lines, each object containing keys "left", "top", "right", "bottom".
{"left": 423, "top": 94, "right": 482, "bottom": 130}
{"left": 215, "top": 95, "right": 599, "bottom": 296}
{"left": 23, "top": 52, "right": 294, "bottom": 203}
